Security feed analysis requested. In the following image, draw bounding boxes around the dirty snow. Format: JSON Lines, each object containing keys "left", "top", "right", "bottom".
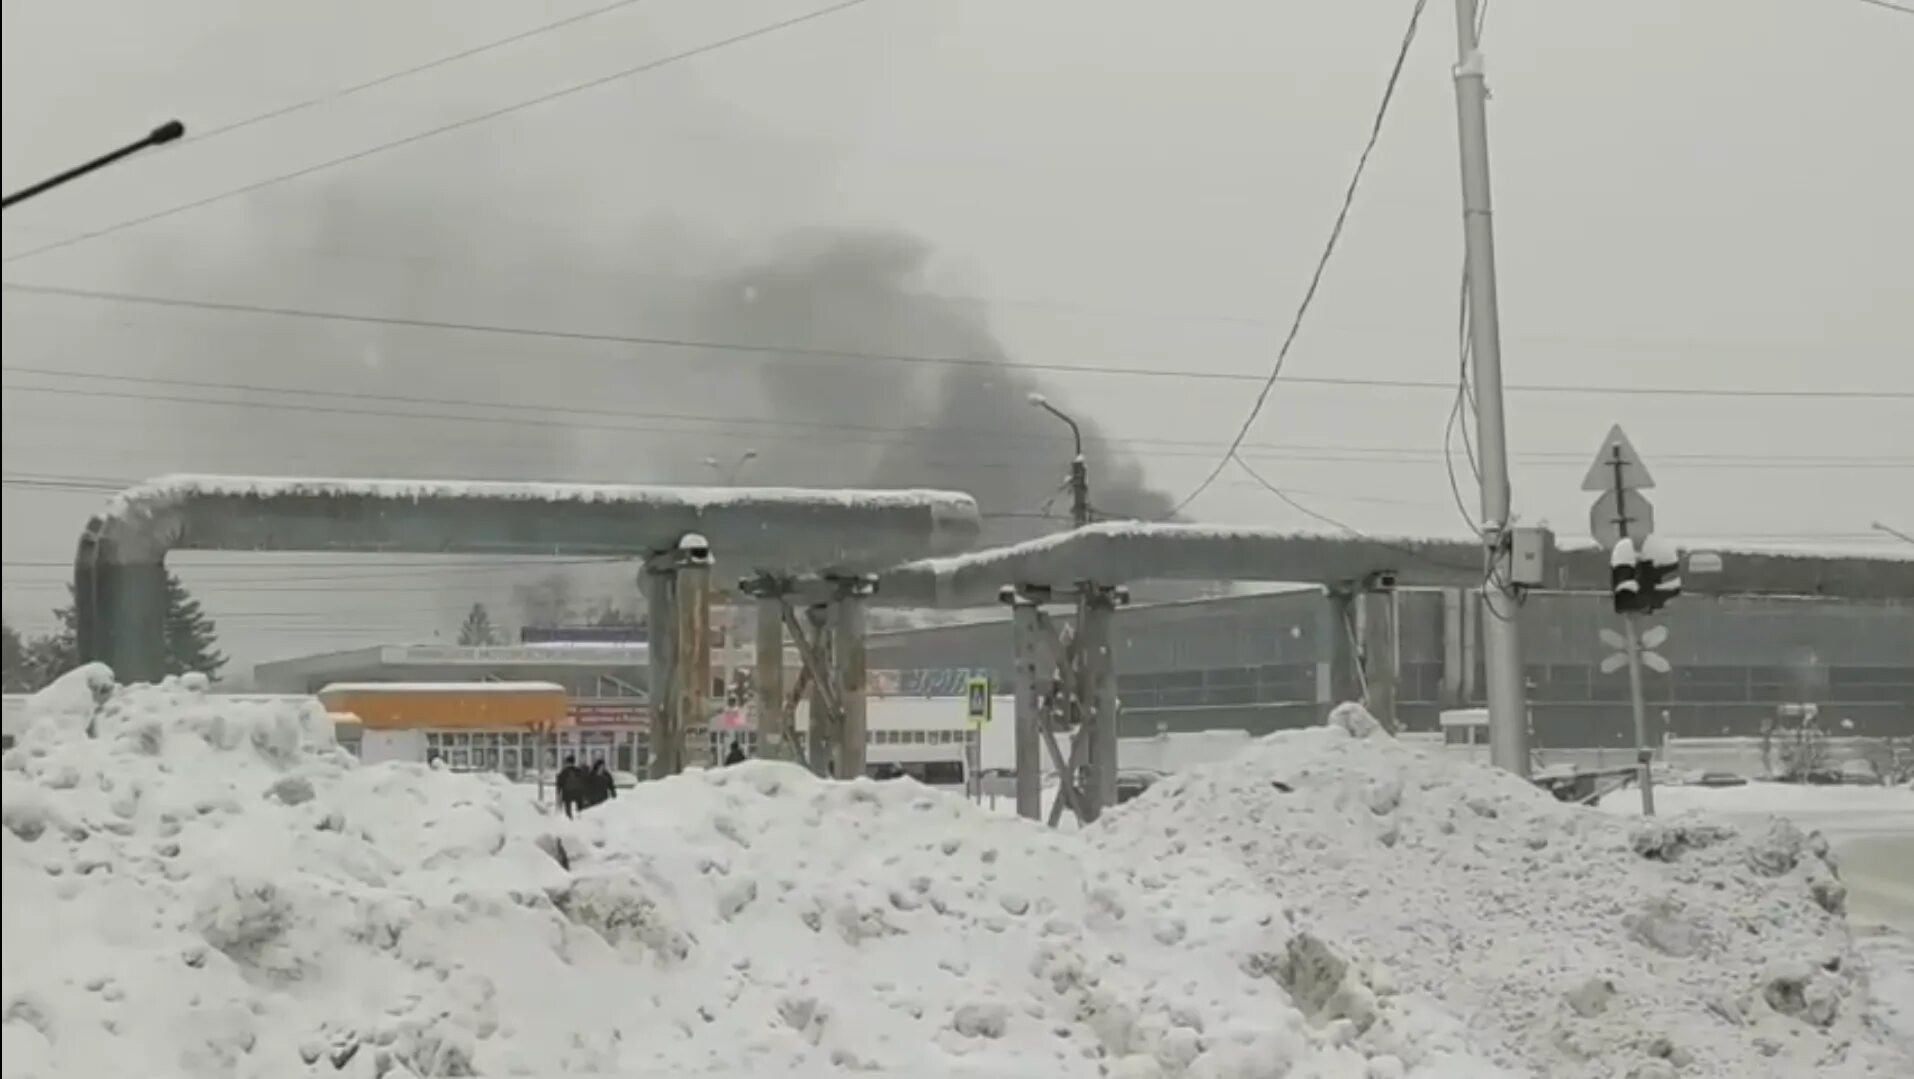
{"left": 3, "top": 673, "right": 1907, "bottom": 1079}
{"left": 4, "top": 670, "right": 1497, "bottom": 1079}
{"left": 1100, "top": 705, "right": 1912, "bottom": 1078}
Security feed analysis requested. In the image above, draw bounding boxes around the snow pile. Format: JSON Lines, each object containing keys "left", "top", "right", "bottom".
{"left": 1100, "top": 711, "right": 1912, "bottom": 1078}
{"left": 3, "top": 672, "right": 1498, "bottom": 1079}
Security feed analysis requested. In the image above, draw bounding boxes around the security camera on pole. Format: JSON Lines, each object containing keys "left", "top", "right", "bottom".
{"left": 1584, "top": 425, "right": 1683, "bottom": 816}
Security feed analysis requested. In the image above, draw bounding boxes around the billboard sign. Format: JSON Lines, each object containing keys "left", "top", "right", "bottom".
{"left": 521, "top": 625, "right": 648, "bottom": 645}
{"left": 567, "top": 699, "right": 649, "bottom": 728}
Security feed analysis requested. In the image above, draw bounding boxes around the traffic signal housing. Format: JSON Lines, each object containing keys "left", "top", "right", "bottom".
{"left": 1610, "top": 538, "right": 1644, "bottom": 614}
{"left": 1609, "top": 536, "right": 1682, "bottom": 614}
{"left": 1639, "top": 535, "right": 1683, "bottom": 612}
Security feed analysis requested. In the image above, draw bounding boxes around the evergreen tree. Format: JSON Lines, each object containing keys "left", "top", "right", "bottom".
{"left": 160, "top": 572, "right": 226, "bottom": 679}
{"left": 4, "top": 602, "right": 77, "bottom": 693}
{"left": 458, "top": 603, "right": 499, "bottom": 646}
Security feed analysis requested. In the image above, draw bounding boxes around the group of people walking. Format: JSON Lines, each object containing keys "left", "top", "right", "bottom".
{"left": 555, "top": 756, "right": 617, "bottom": 818}
{"left": 554, "top": 740, "right": 752, "bottom": 817}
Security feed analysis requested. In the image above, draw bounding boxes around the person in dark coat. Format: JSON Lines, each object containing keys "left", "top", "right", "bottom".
{"left": 724, "top": 738, "right": 747, "bottom": 766}
{"left": 555, "top": 755, "right": 583, "bottom": 819}
{"left": 587, "top": 759, "right": 617, "bottom": 808}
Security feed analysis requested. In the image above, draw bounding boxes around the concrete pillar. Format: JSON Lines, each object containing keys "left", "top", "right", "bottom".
{"left": 645, "top": 566, "right": 680, "bottom": 779}
{"left": 1078, "top": 592, "right": 1119, "bottom": 820}
{"left": 1461, "top": 590, "right": 1481, "bottom": 704}
{"left": 804, "top": 604, "right": 832, "bottom": 774}
{"left": 832, "top": 578, "right": 871, "bottom": 780}
{"left": 753, "top": 593, "right": 786, "bottom": 759}
{"left": 675, "top": 558, "right": 713, "bottom": 769}
{"left": 1360, "top": 589, "right": 1399, "bottom": 732}
{"left": 1010, "top": 600, "right": 1045, "bottom": 820}
{"left": 1321, "top": 588, "right": 1362, "bottom": 714}
{"left": 1440, "top": 588, "right": 1465, "bottom": 707}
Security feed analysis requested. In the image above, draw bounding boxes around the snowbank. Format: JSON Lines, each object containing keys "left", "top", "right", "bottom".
{"left": 3, "top": 672, "right": 1496, "bottom": 1079}
{"left": 1598, "top": 782, "right": 1914, "bottom": 838}
{"left": 1101, "top": 712, "right": 1911, "bottom": 1078}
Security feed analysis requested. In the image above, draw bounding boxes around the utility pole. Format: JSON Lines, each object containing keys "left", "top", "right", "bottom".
{"left": 1449, "top": 0, "right": 1530, "bottom": 776}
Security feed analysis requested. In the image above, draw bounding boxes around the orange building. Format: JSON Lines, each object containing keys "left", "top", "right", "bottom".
{"left": 317, "top": 681, "right": 571, "bottom": 776}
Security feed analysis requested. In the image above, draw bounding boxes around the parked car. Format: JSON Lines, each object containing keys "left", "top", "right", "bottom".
{"left": 1115, "top": 768, "right": 1167, "bottom": 805}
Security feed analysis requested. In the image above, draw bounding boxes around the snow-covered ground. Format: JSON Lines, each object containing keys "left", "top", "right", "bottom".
{"left": 4, "top": 673, "right": 1909, "bottom": 1078}
{"left": 1597, "top": 776, "right": 1914, "bottom": 1056}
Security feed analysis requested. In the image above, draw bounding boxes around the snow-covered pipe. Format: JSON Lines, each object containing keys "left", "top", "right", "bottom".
{"left": 805, "top": 523, "right": 1914, "bottom": 610}
{"left": 72, "top": 474, "right": 981, "bottom": 683}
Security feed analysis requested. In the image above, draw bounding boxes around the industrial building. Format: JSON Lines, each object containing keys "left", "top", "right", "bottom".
{"left": 252, "top": 590, "right": 1912, "bottom": 755}
{"left": 860, "top": 589, "right": 1914, "bottom": 746}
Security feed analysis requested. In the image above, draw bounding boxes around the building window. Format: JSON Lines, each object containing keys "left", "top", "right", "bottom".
{"left": 708, "top": 729, "right": 759, "bottom": 761}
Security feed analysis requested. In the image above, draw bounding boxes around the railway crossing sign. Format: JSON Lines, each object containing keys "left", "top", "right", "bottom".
{"left": 1600, "top": 625, "right": 1670, "bottom": 674}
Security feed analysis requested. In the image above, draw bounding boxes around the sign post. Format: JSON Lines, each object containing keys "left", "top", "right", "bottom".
{"left": 964, "top": 676, "right": 991, "bottom": 803}
{"left": 1584, "top": 425, "right": 1681, "bottom": 816}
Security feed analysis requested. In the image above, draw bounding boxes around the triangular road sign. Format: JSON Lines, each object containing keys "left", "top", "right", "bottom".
{"left": 1581, "top": 424, "right": 1656, "bottom": 492}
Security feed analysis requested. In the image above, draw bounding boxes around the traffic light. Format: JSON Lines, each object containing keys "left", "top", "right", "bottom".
{"left": 1609, "top": 538, "right": 1645, "bottom": 614}
{"left": 1639, "top": 535, "right": 1683, "bottom": 612}
{"left": 1610, "top": 536, "right": 1682, "bottom": 614}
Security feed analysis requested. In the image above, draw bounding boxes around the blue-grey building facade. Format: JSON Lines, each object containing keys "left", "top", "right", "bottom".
{"left": 865, "top": 591, "right": 1914, "bottom": 747}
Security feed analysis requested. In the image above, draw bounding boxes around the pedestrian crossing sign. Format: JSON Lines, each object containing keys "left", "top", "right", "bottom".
{"left": 965, "top": 677, "right": 991, "bottom": 724}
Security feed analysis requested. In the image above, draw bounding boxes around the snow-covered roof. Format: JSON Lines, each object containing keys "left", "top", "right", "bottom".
{"left": 316, "top": 681, "right": 568, "bottom": 696}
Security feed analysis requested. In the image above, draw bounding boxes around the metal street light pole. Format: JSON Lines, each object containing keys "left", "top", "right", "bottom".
{"left": 1449, "top": 0, "right": 1531, "bottom": 777}
{"left": 1873, "top": 522, "right": 1914, "bottom": 546}
{"left": 3, "top": 120, "right": 186, "bottom": 210}
{"left": 705, "top": 449, "right": 759, "bottom": 486}
{"left": 1028, "top": 393, "right": 1089, "bottom": 528}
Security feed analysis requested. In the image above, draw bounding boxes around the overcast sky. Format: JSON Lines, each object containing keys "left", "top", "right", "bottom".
{"left": 4, "top": 0, "right": 1910, "bottom": 674}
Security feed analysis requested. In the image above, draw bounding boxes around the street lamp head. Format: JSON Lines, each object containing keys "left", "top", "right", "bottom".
{"left": 741, "top": 449, "right": 759, "bottom": 462}
{"left": 1026, "top": 392, "right": 1048, "bottom": 408}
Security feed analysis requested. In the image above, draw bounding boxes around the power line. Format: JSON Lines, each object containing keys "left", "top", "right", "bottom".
{"left": 166, "top": 1, "right": 651, "bottom": 152}
{"left": 1170, "top": 0, "right": 1432, "bottom": 515}
{"left": 6, "top": 391, "right": 1907, "bottom": 470}
{"left": 8, "top": 366, "right": 1908, "bottom": 462}
{"left": 1848, "top": 0, "right": 1914, "bottom": 16}
{"left": 1230, "top": 456, "right": 1485, "bottom": 575}
{"left": 1, "top": 0, "right": 883, "bottom": 266}
{"left": 9, "top": 284, "right": 1908, "bottom": 401}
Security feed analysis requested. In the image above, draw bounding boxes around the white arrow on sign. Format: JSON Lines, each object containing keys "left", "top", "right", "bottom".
{"left": 1581, "top": 424, "right": 1656, "bottom": 492}
{"left": 1642, "top": 651, "right": 1671, "bottom": 674}
{"left": 1640, "top": 625, "right": 1668, "bottom": 650}
{"left": 1600, "top": 652, "right": 1628, "bottom": 674}
{"left": 1600, "top": 628, "right": 1626, "bottom": 650}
